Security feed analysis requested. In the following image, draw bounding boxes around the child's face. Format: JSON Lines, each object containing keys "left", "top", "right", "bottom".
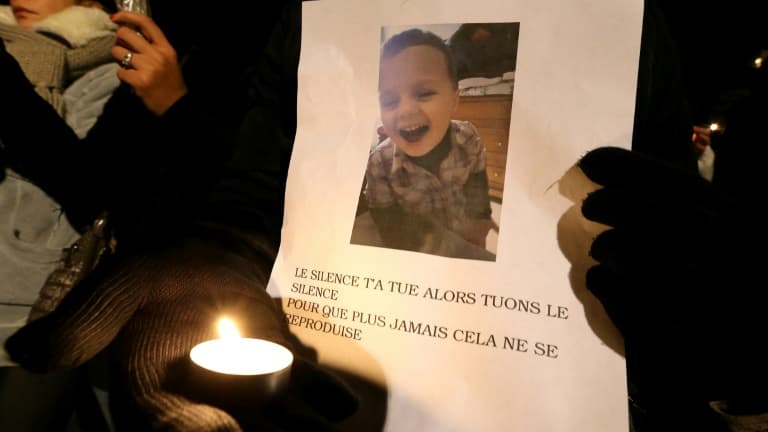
{"left": 379, "top": 45, "right": 459, "bottom": 157}
{"left": 11, "top": 0, "right": 79, "bottom": 28}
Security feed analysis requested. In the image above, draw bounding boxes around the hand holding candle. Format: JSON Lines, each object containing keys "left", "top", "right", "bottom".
{"left": 191, "top": 317, "right": 293, "bottom": 376}
{"left": 5, "top": 235, "right": 357, "bottom": 431}
{"left": 2, "top": 2, "right": 358, "bottom": 429}
{"left": 187, "top": 317, "right": 294, "bottom": 409}
{"left": 191, "top": 335, "right": 292, "bottom": 376}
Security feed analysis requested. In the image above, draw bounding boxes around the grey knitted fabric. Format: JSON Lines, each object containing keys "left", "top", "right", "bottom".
{"left": 0, "top": 23, "right": 114, "bottom": 115}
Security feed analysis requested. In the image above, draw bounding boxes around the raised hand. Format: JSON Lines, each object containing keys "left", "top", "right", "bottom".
{"left": 576, "top": 147, "right": 767, "bottom": 413}
{"left": 111, "top": 11, "right": 187, "bottom": 116}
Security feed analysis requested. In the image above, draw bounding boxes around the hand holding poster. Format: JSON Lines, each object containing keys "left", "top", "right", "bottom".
{"left": 268, "top": 0, "right": 643, "bottom": 430}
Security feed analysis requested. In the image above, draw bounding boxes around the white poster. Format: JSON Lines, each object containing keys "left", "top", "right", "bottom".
{"left": 268, "top": 0, "right": 643, "bottom": 430}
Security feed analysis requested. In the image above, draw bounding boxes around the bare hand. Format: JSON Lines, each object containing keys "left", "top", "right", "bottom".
{"left": 691, "top": 125, "right": 712, "bottom": 157}
{"left": 111, "top": 11, "right": 187, "bottom": 116}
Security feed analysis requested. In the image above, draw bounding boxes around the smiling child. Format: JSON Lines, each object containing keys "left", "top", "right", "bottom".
{"left": 364, "top": 28, "right": 496, "bottom": 257}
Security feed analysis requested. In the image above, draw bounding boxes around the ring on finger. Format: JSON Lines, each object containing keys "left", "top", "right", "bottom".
{"left": 120, "top": 50, "right": 133, "bottom": 68}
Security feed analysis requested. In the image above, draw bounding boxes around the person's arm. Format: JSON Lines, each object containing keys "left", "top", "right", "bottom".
{"left": 0, "top": 38, "right": 121, "bottom": 230}
{"left": 363, "top": 147, "right": 432, "bottom": 251}
{"left": 368, "top": 204, "right": 432, "bottom": 251}
{"left": 464, "top": 172, "right": 492, "bottom": 219}
{"left": 463, "top": 127, "right": 492, "bottom": 220}
{"left": 571, "top": 3, "right": 768, "bottom": 428}
{"left": 631, "top": 1, "right": 698, "bottom": 172}
{"left": 101, "top": 8, "right": 305, "bottom": 241}
{"left": 6, "top": 3, "right": 361, "bottom": 430}
{"left": 457, "top": 126, "right": 494, "bottom": 247}
{"left": 0, "top": 35, "right": 183, "bottom": 232}
{"left": 457, "top": 170, "right": 495, "bottom": 248}
{"left": 0, "top": 7, "right": 286, "bottom": 237}
{"left": 365, "top": 173, "right": 429, "bottom": 251}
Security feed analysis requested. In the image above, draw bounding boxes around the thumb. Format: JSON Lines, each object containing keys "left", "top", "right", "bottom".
{"left": 5, "top": 253, "right": 149, "bottom": 372}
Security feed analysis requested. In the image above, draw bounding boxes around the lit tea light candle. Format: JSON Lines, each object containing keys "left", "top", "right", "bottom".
{"left": 190, "top": 317, "right": 293, "bottom": 376}
{"left": 187, "top": 317, "right": 293, "bottom": 407}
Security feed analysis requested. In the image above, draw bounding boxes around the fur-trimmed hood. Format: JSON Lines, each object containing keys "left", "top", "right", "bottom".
{"left": 0, "top": 5, "right": 115, "bottom": 48}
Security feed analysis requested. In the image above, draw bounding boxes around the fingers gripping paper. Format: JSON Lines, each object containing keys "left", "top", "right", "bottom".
{"left": 267, "top": 0, "right": 643, "bottom": 430}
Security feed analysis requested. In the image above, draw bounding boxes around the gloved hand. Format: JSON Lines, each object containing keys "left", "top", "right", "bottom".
{"left": 5, "top": 229, "right": 358, "bottom": 431}
{"left": 577, "top": 147, "right": 767, "bottom": 414}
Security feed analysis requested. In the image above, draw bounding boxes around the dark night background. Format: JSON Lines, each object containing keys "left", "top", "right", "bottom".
{"left": 658, "top": 1, "right": 768, "bottom": 127}
{"left": 1, "top": 0, "right": 764, "bottom": 129}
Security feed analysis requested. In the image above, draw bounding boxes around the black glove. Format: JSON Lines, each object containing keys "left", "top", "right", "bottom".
{"left": 5, "top": 230, "right": 358, "bottom": 431}
{"left": 578, "top": 147, "right": 767, "bottom": 419}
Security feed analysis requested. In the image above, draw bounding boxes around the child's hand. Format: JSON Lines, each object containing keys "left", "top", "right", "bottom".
{"left": 110, "top": 11, "right": 187, "bottom": 116}
{"left": 457, "top": 218, "right": 497, "bottom": 248}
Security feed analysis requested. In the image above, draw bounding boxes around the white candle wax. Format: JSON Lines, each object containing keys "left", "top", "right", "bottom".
{"left": 190, "top": 338, "right": 293, "bottom": 376}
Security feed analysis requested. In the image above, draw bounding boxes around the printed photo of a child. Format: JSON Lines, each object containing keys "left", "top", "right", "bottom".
{"left": 351, "top": 22, "right": 519, "bottom": 261}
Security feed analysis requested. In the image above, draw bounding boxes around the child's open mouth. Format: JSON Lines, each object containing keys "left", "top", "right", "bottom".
{"left": 399, "top": 125, "right": 429, "bottom": 143}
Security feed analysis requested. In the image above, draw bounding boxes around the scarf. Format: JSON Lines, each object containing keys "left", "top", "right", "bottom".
{"left": 0, "top": 5, "right": 116, "bottom": 115}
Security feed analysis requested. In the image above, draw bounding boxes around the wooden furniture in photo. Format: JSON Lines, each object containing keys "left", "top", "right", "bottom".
{"left": 453, "top": 94, "right": 513, "bottom": 201}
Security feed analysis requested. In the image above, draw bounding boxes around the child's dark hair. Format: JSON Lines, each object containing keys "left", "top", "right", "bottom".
{"left": 381, "top": 29, "right": 458, "bottom": 89}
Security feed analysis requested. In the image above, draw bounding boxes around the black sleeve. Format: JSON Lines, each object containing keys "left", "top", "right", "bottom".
{"left": 0, "top": 40, "right": 118, "bottom": 230}
{"left": 0, "top": 55, "right": 215, "bottom": 233}
{"left": 632, "top": 0, "right": 698, "bottom": 173}
{"left": 184, "top": 0, "right": 302, "bottom": 246}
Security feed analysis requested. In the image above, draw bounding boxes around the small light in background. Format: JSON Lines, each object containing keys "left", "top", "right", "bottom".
{"left": 754, "top": 50, "right": 768, "bottom": 69}
{"left": 709, "top": 123, "right": 720, "bottom": 132}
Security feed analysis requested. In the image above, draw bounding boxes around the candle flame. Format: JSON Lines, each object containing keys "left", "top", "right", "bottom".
{"left": 755, "top": 57, "right": 763, "bottom": 68}
{"left": 709, "top": 123, "right": 720, "bottom": 132}
{"left": 217, "top": 317, "right": 241, "bottom": 339}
